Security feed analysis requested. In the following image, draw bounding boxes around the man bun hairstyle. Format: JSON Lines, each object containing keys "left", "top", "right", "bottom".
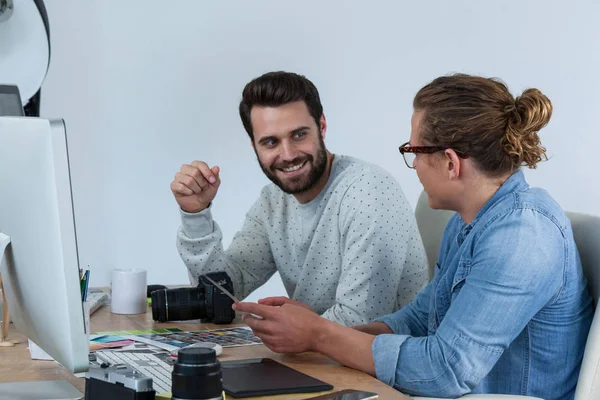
{"left": 413, "top": 73, "right": 552, "bottom": 176}
{"left": 504, "top": 88, "right": 552, "bottom": 169}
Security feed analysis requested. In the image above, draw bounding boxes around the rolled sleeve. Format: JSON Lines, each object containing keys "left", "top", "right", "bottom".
{"left": 373, "top": 314, "right": 413, "bottom": 335}
{"left": 372, "top": 334, "right": 410, "bottom": 387}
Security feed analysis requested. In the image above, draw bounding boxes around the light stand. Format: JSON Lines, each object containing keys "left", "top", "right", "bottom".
{"left": 0, "top": 0, "right": 50, "bottom": 116}
{"left": 0, "top": 0, "right": 50, "bottom": 348}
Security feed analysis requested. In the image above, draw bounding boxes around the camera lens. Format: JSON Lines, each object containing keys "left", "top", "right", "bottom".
{"left": 151, "top": 287, "right": 206, "bottom": 322}
{"left": 172, "top": 347, "right": 223, "bottom": 400}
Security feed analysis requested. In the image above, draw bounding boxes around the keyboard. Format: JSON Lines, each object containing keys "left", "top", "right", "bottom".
{"left": 95, "top": 350, "right": 173, "bottom": 394}
{"left": 85, "top": 291, "right": 110, "bottom": 315}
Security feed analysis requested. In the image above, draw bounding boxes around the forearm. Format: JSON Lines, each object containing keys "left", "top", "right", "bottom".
{"left": 313, "top": 319, "right": 376, "bottom": 375}
{"left": 177, "top": 212, "right": 242, "bottom": 288}
{"left": 353, "top": 322, "right": 393, "bottom": 336}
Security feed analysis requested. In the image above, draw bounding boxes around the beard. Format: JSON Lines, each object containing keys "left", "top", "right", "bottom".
{"left": 256, "top": 134, "right": 328, "bottom": 195}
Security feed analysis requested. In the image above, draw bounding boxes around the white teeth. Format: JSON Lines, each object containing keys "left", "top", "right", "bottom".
{"left": 282, "top": 162, "right": 305, "bottom": 173}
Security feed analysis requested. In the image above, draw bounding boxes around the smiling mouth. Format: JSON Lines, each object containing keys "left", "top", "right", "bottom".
{"left": 279, "top": 161, "right": 307, "bottom": 173}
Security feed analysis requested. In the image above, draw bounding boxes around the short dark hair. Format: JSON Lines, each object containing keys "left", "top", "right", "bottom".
{"left": 414, "top": 73, "right": 552, "bottom": 176}
{"left": 239, "top": 71, "right": 323, "bottom": 141}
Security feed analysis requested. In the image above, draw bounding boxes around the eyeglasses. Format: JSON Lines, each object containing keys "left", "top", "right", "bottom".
{"left": 398, "top": 141, "right": 467, "bottom": 169}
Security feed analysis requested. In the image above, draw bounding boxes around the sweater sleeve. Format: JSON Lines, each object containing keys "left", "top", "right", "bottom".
{"left": 176, "top": 194, "right": 277, "bottom": 299}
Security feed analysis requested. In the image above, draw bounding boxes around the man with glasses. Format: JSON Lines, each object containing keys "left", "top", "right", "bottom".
{"left": 171, "top": 71, "right": 428, "bottom": 326}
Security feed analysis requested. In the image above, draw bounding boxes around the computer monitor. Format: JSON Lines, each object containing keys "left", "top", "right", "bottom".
{"left": 0, "top": 117, "right": 88, "bottom": 373}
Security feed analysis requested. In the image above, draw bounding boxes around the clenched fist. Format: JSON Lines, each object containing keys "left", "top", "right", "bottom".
{"left": 170, "top": 161, "right": 221, "bottom": 213}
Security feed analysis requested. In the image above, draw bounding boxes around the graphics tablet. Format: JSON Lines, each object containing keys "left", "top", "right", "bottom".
{"left": 221, "top": 358, "right": 333, "bottom": 398}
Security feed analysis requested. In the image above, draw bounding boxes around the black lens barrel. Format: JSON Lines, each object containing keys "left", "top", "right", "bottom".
{"left": 151, "top": 287, "right": 206, "bottom": 322}
{"left": 172, "top": 348, "right": 223, "bottom": 400}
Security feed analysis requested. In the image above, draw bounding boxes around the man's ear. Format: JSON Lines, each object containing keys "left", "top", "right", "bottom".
{"left": 444, "top": 149, "right": 462, "bottom": 180}
{"left": 319, "top": 114, "right": 327, "bottom": 140}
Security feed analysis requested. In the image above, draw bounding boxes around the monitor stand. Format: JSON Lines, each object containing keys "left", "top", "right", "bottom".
{"left": 0, "top": 380, "right": 83, "bottom": 399}
{"left": 0, "top": 233, "right": 17, "bottom": 347}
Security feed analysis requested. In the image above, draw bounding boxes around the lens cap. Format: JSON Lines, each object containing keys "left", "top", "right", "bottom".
{"left": 178, "top": 347, "right": 216, "bottom": 365}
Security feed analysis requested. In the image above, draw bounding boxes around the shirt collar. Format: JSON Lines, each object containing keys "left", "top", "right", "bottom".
{"left": 456, "top": 169, "right": 529, "bottom": 244}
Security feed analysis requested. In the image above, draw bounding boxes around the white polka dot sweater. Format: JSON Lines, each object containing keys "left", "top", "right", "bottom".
{"left": 177, "top": 155, "right": 428, "bottom": 326}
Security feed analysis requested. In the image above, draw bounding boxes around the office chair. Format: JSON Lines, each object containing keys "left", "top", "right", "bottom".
{"left": 412, "top": 191, "right": 600, "bottom": 400}
{"left": 566, "top": 211, "right": 600, "bottom": 400}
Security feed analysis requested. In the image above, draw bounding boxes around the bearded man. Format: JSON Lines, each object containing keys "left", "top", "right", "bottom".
{"left": 171, "top": 71, "right": 427, "bottom": 326}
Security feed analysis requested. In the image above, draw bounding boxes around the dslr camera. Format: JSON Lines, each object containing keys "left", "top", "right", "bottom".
{"left": 85, "top": 364, "right": 155, "bottom": 400}
{"left": 151, "top": 271, "right": 235, "bottom": 324}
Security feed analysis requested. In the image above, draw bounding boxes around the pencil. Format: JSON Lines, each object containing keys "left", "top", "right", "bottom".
{"left": 83, "top": 267, "right": 90, "bottom": 302}
{"left": 80, "top": 272, "right": 87, "bottom": 302}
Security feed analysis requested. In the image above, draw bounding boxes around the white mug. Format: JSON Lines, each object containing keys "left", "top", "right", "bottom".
{"left": 110, "top": 269, "right": 147, "bottom": 314}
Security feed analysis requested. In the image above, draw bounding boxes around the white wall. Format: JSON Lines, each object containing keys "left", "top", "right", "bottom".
{"left": 41, "top": 0, "right": 600, "bottom": 298}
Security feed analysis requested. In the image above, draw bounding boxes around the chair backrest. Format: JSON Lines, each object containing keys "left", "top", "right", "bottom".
{"left": 568, "top": 212, "right": 600, "bottom": 400}
{"left": 414, "top": 191, "right": 454, "bottom": 280}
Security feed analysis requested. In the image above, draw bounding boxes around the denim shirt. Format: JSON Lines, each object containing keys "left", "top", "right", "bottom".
{"left": 372, "top": 171, "right": 593, "bottom": 399}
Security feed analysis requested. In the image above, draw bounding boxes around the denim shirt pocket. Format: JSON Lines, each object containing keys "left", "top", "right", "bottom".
{"left": 451, "top": 259, "right": 471, "bottom": 300}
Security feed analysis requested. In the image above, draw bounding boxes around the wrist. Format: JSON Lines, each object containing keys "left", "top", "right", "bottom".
{"left": 181, "top": 202, "right": 211, "bottom": 214}
{"left": 362, "top": 322, "right": 393, "bottom": 335}
{"left": 352, "top": 324, "right": 370, "bottom": 334}
{"left": 373, "top": 321, "right": 393, "bottom": 334}
{"left": 312, "top": 318, "right": 336, "bottom": 353}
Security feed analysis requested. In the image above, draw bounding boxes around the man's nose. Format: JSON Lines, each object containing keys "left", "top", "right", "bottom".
{"left": 279, "top": 141, "right": 296, "bottom": 161}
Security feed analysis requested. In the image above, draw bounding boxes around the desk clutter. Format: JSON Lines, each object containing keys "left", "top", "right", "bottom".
{"left": 87, "top": 327, "right": 262, "bottom": 394}
{"left": 17, "top": 275, "right": 379, "bottom": 400}
{"left": 82, "top": 308, "right": 339, "bottom": 399}
{"left": 86, "top": 331, "right": 336, "bottom": 399}
{"left": 9, "top": 294, "right": 382, "bottom": 400}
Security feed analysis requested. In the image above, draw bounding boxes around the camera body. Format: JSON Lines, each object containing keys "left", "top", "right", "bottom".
{"left": 198, "top": 272, "right": 236, "bottom": 324}
{"left": 151, "top": 271, "right": 235, "bottom": 324}
{"left": 85, "top": 364, "right": 155, "bottom": 400}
